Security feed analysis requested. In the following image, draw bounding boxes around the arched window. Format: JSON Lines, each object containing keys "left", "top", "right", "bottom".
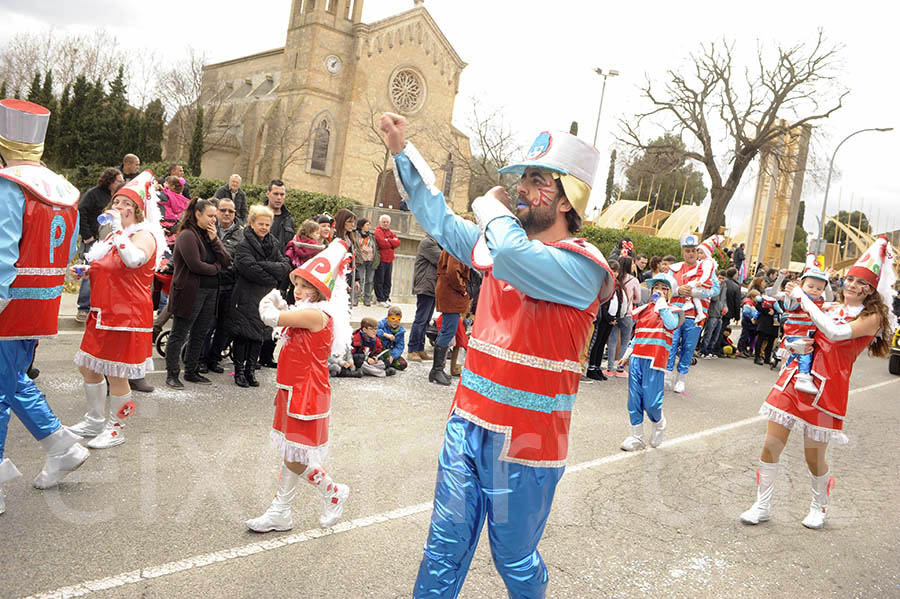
{"left": 310, "top": 120, "right": 330, "bottom": 172}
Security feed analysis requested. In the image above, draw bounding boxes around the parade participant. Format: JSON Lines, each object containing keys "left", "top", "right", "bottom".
{"left": 381, "top": 114, "right": 613, "bottom": 598}
{"left": 0, "top": 99, "right": 91, "bottom": 512}
{"left": 68, "top": 171, "right": 165, "bottom": 449}
{"left": 775, "top": 255, "right": 830, "bottom": 393}
{"left": 741, "top": 237, "right": 896, "bottom": 529}
{"left": 665, "top": 233, "right": 720, "bottom": 394}
{"left": 246, "top": 239, "right": 352, "bottom": 532}
{"left": 615, "top": 273, "right": 681, "bottom": 451}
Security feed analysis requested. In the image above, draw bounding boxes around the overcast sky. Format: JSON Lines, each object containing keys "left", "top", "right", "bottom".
{"left": 2, "top": 0, "right": 896, "bottom": 239}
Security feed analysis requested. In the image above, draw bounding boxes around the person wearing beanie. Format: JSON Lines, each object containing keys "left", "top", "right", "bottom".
{"left": 382, "top": 114, "right": 614, "bottom": 598}
{"left": 741, "top": 237, "right": 897, "bottom": 530}
{"left": 0, "top": 99, "right": 90, "bottom": 512}
{"left": 246, "top": 239, "right": 353, "bottom": 532}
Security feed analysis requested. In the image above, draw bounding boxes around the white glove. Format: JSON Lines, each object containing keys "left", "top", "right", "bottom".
{"left": 260, "top": 304, "right": 281, "bottom": 328}
{"left": 785, "top": 337, "right": 813, "bottom": 354}
{"left": 113, "top": 231, "right": 149, "bottom": 268}
{"left": 795, "top": 291, "right": 853, "bottom": 341}
{"left": 790, "top": 285, "right": 804, "bottom": 300}
{"left": 103, "top": 209, "right": 123, "bottom": 232}
{"left": 262, "top": 288, "right": 288, "bottom": 311}
{"left": 472, "top": 188, "right": 515, "bottom": 231}
{"left": 654, "top": 296, "right": 668, "bottom": 312}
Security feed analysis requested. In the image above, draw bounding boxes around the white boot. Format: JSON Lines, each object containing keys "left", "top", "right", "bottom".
{"left": 68, "top": 380, "right": 109, "bottom": 437}
{"left": 33, "top": 428, "right": 90, "bottom": 489}
{"left": 246, "top": 464, "right": 299, "bottom": 533}
{"left": 740, "top": 460, "right": 779, "bottom": 524}
{"left": 620, "top": 424, "right": 646, "bottom": 452}
{"left": 794, "top": 373, "right": 818, "bottom": 395}
{"left": 801, "top": 471, "right": 834, "bottom": 530}
{"left": 649, "top": 413, "right": 667, "bottom": 448}
{"left": 0, "top": 458, "right": 22, "bottom": 515}
{"left": 664, "top": 370, "right": 674, "bottom": 390}
{"left": 303, "top": 464, "right": 350, "bottom": 527}
{"left": 673, "top": 373, "right": 686, "bottom": 394}
{"left": 88, "top": 393, "right": 135, "bottom": 449}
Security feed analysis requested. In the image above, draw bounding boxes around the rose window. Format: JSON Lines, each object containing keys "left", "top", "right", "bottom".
{"left": 390, "top": 70, "right": 424, "bottom": 113}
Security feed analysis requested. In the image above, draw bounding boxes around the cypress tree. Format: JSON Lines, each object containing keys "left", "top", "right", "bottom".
{"left": 603, "top": 149, "right": 617, "bottom": 210}
{"left": 188, "top": 107, "right": 203, "bottom": 176}
{"left": 106, "top": 67, "right": 128, "bottom": 159}
{"left": 41, "top": 72, "right": 59, "bottom": 165}
{"left": 141, "top": 99, "right": 165, "bottom": 162}
{"left": 0, "top": 81, "right": 7, "bottom": 99}
{"left": 26, "top": 72, "right": 41, "bottom": 102}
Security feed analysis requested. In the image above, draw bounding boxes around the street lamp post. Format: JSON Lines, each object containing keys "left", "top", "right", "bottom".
{"left": 592, "top": 68, "right": 619, "bottom": 148}
{"left": 814, "top": 127, "right": 893, "bottom": 254}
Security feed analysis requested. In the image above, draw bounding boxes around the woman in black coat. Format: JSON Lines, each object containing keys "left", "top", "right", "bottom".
{"left": 229, "top": 205, "right": 291, "bottom": 387}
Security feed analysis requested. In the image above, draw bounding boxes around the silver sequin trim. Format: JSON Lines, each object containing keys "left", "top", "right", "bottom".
{"left": 452, "top": 406, "right": 568, "bottom": 468}
{"left": 468, "top": 337, "right": 583, "bottom": 374}
{"left": 15, "top": 267, "right": 67, "bottom": 276}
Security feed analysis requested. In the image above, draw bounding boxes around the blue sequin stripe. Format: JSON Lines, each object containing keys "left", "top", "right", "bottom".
{"left": 460, "top": 369, "right": 575, "bottom": 414}
{"left": 9, "top": 285, "right": 63, "bottom": 300}
{"left": 633, "top": 337, "right": 671, "bottom": 350}
{"left": 786, "top": 319, "right": 814, "bottom": 326}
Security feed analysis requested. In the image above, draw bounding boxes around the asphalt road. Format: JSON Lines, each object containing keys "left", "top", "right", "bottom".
{"left": 2, "top": 330, "right": 899, "bottom": 599}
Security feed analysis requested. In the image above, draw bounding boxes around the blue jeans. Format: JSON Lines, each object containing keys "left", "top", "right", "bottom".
{"left": 408, "top": 294, "right": 436, "bottom": 352}
{"left": 415, "top": 415, "right": 564, "bottom": 598}
{"left": 700, "top": 317, "right": 723, "bottom": 355}
{"left": 436, "top": 313, "right": 460, "bottom": 347}
{"left": 607, "top": 315, "right": 634, "bottom": 371}
{"left": 76, "top": 239, "right": 94, "bottom": 311}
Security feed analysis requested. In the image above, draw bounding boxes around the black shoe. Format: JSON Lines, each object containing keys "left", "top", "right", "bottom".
{"left": 428, "top": 345, "right": 452, "bottom": 386}
{"left": 254, "top": 362, "right": 262, "bottom": 370}
{"left": 246, "top": 367, "right": 260, "bottom": 387}
{"left": 351, "top": 369, "right": 363, "bottom": 378}
{"left": 207, "top": 361, "right": 225, "bottom": 374}
{"left": 166, "top": 374, "right": 184, "bottom": 389}
{"left": 234, "top": 370, "right": 249, "bottom": 388}
{"left": 198, "top": 364, "right": 209, "bottom": 374}
{"left": 260, "top": 360, "right": 278, "bottom": 369}
{"left": 385, "top": 367, "right": 397, "bottom": 376}
{"left": 184, "top": 372, "right": 212, "bottom": 385}
{"left": 754, "top": 358, "right": 764, "bottom": 365}
{"left": 586, "top": 369, "right": 605, "bottom": 381}
{"left": 129, "top": 377, "right": 155, "bottom": 393}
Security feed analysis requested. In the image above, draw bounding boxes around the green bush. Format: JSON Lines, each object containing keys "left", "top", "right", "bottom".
{"left": 581, "top": 226, "right": 683, "bottom": 261}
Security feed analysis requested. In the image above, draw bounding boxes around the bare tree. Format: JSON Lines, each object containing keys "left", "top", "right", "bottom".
{"left": 619, "top": 31, "right": 847, "bottom": 238}
{"left": 267, "top": 97, "right": 310, "bottom": 177}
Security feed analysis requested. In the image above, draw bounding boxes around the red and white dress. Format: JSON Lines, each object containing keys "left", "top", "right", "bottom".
{"left": 271, "top": 312, "right": 334, "bottom": 464}
{"left": 762, "top": 304, "right": 873, "bottom": 444}
{"left": 74, "top": 225, "right": 156, "bottom": 378}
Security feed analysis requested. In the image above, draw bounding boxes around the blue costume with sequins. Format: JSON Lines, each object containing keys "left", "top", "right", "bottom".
{"left": 393, "top": 143, "right": 610, "bottom": 598}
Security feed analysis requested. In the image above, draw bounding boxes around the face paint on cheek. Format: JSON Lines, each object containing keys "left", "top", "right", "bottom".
{"left": 529, "top": 178, "right": 556, "bottom": 208}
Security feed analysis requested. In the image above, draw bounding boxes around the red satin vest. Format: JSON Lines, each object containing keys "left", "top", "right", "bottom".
{"left": 276, "top": 317, "right": 333, "bottom": 420}
{"left": 669, "top": 260, "right": 714, "bottom": 320}
{"left": 88, "top": 232, "right": 156, "bottom": 332}
{"left": 630, "top": 303, "right": 675, "bottom": 370}
{"left": 0, "top": 165, "right": 79, "bottom": 340}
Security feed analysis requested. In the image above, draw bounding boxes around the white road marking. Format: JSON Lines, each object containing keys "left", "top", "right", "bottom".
{"left": 21, "top": 377, "right": 899, "bottom": 599}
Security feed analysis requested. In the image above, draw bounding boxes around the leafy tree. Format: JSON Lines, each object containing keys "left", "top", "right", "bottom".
{"left": 188, "top": 106, "right": 204, "bottom": 176}
{"left": 621, "top": 134, "right": 708, "bottom": 212}
{"left": 603, "top": 149, "right": 616, "bottom": 210}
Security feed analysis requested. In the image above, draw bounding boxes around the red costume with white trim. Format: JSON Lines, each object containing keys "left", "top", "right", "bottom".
{"left": 75, "top": 226, "right": 156, "bottom": 378}
{"left": 454, "top": 238, "right": 611, "bottom": 467}
{"left": 668, "top": 260, "right": 714, "bottom": 324}
{"left": 0, "top": 165, "right": 78, "bottom": 340}
{"left": 271, "top": 316, "right": 334, "bottom": 459}
{"left": 630, "top": 303, "right": 675, "bottom": 370}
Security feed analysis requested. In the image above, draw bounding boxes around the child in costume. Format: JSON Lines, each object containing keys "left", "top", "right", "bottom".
{"left": 246, "top": 239, "right": 353, "bottom": 532}
{"left": 616, "top": 273, "right": 681, "bottom": 451}
{"left": 377, "top": 305, "right": 408, "bottom": 371}
{"left": 738, "top": 290, "right": 761, "bottom": 356}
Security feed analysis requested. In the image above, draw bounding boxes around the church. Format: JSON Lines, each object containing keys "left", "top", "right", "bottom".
{"left": 178, "top": 0, "right": 471, "bottom": 212}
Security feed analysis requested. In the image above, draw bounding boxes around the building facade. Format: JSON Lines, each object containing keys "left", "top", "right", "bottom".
{"left": 168, "top": 0, "right": 471, "bottom": 212}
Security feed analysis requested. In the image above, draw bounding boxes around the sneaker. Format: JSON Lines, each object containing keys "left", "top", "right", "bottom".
{"left": 75, "top": 309, "right": 89, "bottom": 323}
{"left": 320, "top": 483, "right": 350, "bottom": 527}
{"left": 602, "top": 370, "right": 616, "bottom": 378}
{"left": 614, "top": 368, "right": 628, "bottom": 378}
{"left": 184, "top": 372, "right": 212, "bottom": 385}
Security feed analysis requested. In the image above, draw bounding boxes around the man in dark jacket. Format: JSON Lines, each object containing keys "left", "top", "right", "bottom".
{"left": 722, "top": 266, "right": 743, "bottom": 334}
{"left": 407, "top": 234, "right": 441, "bottom": 361}
{"left": 200, "top": 198, "right": 244, "bottom": 373}
{"left": 733, "top": 243, "right": 745, "bottom": 276}
{"left": 214, "top": 174, "right": 248, "bottom": 224}
{"left": 119, "top": 153, "right": 140, "bottom": 181}
{"left": 75, "top": 168, "right": 124, "bottom": 321}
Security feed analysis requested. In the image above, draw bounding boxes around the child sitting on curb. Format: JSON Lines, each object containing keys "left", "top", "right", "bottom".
{"left": 377, "top": 306, "right": 408, "bottom": 371}
{"left": 351, "top": 317, "right": 396, "bottom": 377}
{"left": 328, "top": 345, "right": 362, "bottom": 378}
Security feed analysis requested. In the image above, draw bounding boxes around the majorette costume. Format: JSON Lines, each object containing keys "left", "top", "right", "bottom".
{"left": 68, "top": 170, "right": 165, "bottom": 450}
{"left": 246, "top": 239, "right": 354, "bottom": 533}
{"left": 618, "top": 273, "right": 681, "bottom": 451}
{"left": 392, "top": 130, "right": 614, "bottom": 598}
{"left": 742, "top": 236, "right": 897, "bottom": 529}
{"left": 0, "top": 99, "right": 90, "bottom": 513}
{"left": 776, "top": 254, "right": 829, "bottom": 394}
{"left": 665, "top": 233, "right": 720, "bottom": 393}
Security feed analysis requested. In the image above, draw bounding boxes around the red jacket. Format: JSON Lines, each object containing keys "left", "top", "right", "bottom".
{"left": 374, "top": 225, "right": 401, "bottom": 263}
{"left": 352, "top": 329, "right": 383, "bottom": 356}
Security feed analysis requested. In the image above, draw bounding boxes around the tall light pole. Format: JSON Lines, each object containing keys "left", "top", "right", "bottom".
{"left": 592, "top": 68, "right": 619, "bottom": 148}
{"left": 814, "top": 127, "right": 893, "bottom": 253}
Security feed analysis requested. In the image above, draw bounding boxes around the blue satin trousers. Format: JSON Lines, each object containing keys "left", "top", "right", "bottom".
{"left": 0, "top": 339, "right": 61, "bottom": 461}
{"left": 666, "top": 317, "right": 701, "bottom": 374}
{"left": 414, "top": 414, "right": 565, "bottom": 598}
{"left": 627, "top": 356, "right": 665, "bottom": 426}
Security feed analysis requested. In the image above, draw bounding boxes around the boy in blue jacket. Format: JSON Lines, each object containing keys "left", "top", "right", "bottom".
{"left": 377, "top": 306, "right": 408, "bottom": 371}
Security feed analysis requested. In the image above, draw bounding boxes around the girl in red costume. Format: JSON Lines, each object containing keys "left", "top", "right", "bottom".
{"left": 68, "top": 171, "right": 165, "bottom": 449}
{"left": 741, "top": 237, "right": 896, "bottom": 529}
{"left": 246, "top": 239, "right": 353, "bottom": 532}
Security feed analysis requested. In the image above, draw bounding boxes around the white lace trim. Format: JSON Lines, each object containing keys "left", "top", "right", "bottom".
{"left": 759, "top": 403, "right": 849, "bottom": 445}
{"left": 74, "top": 350, "right": 152, "bottom": 379}
{"left": 269, "top": 430, "right": 329, "bottom": 465}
